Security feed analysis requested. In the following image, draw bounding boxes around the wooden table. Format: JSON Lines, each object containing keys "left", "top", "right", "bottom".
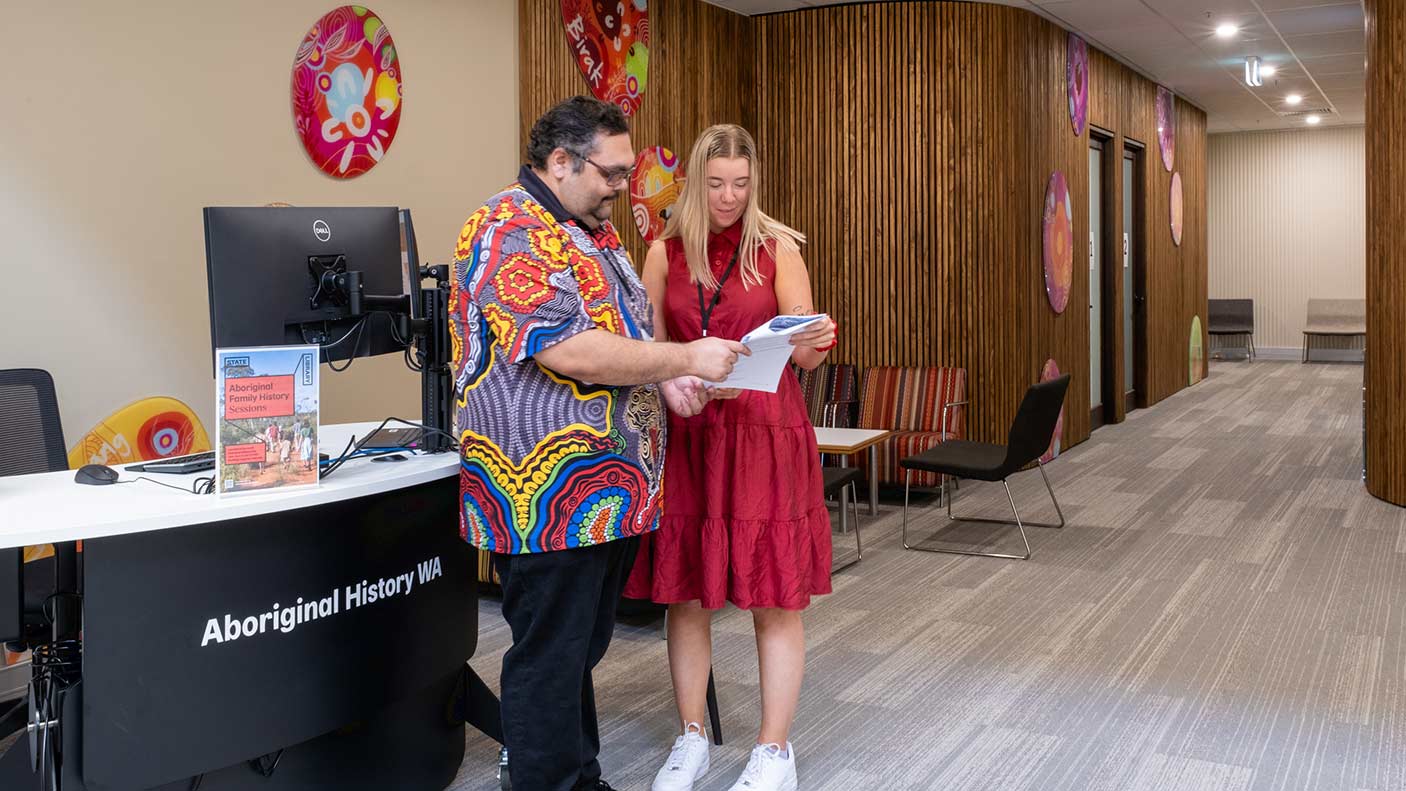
{"left": 813, "top": 427, "right": 891, "bottom": 515}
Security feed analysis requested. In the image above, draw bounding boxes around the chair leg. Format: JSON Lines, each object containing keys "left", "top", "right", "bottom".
{"left": 833, "top": 482, "right": 863, "bottom": 573}
{"left": 903, "top": 465, "right": 1064, "bottom": 560}
{"left": 706, "top": 669, "right": 723, "bottom": 746}
{"left": 852, "top": 481, "right": 863, "bottom": 562}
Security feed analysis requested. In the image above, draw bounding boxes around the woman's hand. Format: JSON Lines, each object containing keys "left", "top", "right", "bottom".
{"left": 708, "top": 387, "right": 744, "bottom": 400}
{"left": 789, "top": 316, "right": 837, "bottom": 352}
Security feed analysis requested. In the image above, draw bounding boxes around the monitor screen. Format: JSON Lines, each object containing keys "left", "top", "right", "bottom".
{"left": 203, "top": 207, "right": 408, "bottom": 366}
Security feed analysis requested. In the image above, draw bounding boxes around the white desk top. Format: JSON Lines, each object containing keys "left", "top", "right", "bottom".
{"left": 813, "top": 427, "right": 891, "bottom": 453}
{"left": 0, "top": 423, "right": 459, "bottom": 549}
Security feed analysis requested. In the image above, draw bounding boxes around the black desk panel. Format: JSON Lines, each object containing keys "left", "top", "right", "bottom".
{"left": 81, "top": 476, "right": 474, "bottom": 790}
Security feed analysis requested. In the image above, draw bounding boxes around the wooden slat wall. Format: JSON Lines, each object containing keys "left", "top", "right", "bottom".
{"left": 1365, "top": 0, "right": 1405, "bottom": 505}
{"left": 519, "top": 0, "right": 755, "bottom": 268}
{"left": 519, "top": 0, "right": 1209, "bottom": 450}
{"left": 754, "top": 4, "right": 1207, "bottom": 447}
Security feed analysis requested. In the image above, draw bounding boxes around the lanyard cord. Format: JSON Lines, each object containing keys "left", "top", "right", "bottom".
{"left": 697, "top": 245, "right": 742, "bottom": 337}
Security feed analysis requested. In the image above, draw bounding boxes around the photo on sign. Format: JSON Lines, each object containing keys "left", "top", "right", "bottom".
{"left": 215, "top": 345, "right": 320, "bottom": 495}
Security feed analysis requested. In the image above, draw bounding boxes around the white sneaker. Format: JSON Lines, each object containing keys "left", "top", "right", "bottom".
{"left": 727, "top": 742, "right": 798, "bottom": 791}
{"left": 651, "top": 722, "right": 711, "bottom": 791}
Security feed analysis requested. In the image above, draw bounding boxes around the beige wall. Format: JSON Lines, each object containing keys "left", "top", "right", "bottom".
{"left": 1208, "top": 126, "right": 1366, "bottom": 353}
{"left": 1, "top": 0, "right": 517, "bottom": 447}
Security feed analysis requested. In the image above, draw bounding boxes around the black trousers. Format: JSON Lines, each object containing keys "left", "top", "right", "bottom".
{"left": 493, "top": 537, "right": 639, "bottom": 791}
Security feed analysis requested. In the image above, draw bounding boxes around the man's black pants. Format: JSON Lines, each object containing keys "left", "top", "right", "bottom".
{"left": 492, "top": 536, "right": 639, "bottom": 791}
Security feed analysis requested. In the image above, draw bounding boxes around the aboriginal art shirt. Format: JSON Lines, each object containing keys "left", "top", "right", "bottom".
{"left": 450, "top": 166, "right": 665, "bottom": 554}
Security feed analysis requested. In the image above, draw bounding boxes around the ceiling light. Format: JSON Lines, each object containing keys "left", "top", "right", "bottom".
{"left": 1245, "top": 56, "right": 1263, "bottom": 86}
{"left": 1215, "top": 23, "right": 1239, "bottom": 38}
{"left": 1306, "top": 115, "right": 1321, "bottom": 125}
{"left": 1286, "top": 93, "right": 1303, "bottom": 106}
{"left": 1260, "top": 64, "right": 1277, "bottom": 77}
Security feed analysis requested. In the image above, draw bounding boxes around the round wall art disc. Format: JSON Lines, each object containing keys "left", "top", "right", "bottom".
{"left": 1170, "top": 171, "right": 1184, "bottom": 246}
{"left": 629, "top": 146, "right": 684, "bottom": 244}
{"left": 1067, "top": 34, "right": 1089, "bottom": 137}
{"left": 1043, "top": 171, "right": 1074, "bottom": 314}
{"left": 559, "top": 0, "right": 649, "bottom": 116}
{"left": 291, "top": 6, "right": 403, "bottom": 179}
{"left": 1156, "top": 85, "right": 1176, "bottom": 172}
{"left": 1040, "top": 359, "right": 1065, "bottom": 463}
{"left": 1190, "top": 315, "right": 1205, "bottom": 385}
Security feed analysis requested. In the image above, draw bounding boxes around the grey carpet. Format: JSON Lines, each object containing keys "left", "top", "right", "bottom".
{"left": 451, "top": 360, "right": 1406, "bottom": 791}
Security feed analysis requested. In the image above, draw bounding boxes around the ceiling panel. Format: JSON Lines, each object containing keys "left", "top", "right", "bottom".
{"left": 1265, "top": 3, "right": 1364, "bottom": 38}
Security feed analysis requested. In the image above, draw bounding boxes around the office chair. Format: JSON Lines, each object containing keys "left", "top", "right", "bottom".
{"left": 0, "top": 368, "right": 77, "bottom": 747}
{"left": 899, "top": 374, "right": 1071, "bottom": 560}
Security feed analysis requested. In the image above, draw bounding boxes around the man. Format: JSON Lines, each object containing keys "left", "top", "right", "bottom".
{"left": 450, "top": 96, "right": 747, "bottom": 791}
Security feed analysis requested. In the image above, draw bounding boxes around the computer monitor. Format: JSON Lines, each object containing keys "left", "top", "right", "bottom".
{"left": 203, "top": 207, "right": 410, "bottom": 366}
{"left": 399, "top": 209, "right": 423, "bottom": 322}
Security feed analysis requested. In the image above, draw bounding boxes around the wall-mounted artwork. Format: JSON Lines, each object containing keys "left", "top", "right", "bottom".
{"left": 1040, "top": 359, "right": 1064, "bottom": 463}
{"left": 1043, "top": 171, "right": 1073, "bottom": 314}
{"left": 1067, "top": 34, "right": 1089, "bottom": 137}
{"left": 560, "top": 0, "right": 649, "bottom": 116}
{"left": 1170, "top": 171, "right": 1184, "bottom": 246}
{"left": 291, "top": 6, "right": 403, "bottom": 179}
{"left": 629, "top": 146, "right": 683, "bottom": 244}
{"left": 1156, "top": 85, "right": 1175, "bottom": 172}
{"left": 1190, "top": 315, "right": 1205, "bottom": 385}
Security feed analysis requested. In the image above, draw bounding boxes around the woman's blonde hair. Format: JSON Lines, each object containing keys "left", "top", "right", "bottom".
{"left": 660, "top": 124, "right": 805, "bottom": 289}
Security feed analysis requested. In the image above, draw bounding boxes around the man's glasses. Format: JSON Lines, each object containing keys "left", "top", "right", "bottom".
{"left": 578, "top": 154, "right": 635, "bottom": 187}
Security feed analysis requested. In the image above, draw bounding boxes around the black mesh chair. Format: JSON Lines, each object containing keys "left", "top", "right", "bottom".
{"left": 899, "top": 374, "right": 1070, "bottom": 560}
{"left": 0, "top": 369, "right": 73, "bottom": 649}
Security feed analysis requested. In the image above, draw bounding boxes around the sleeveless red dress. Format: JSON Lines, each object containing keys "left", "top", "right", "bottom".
{"left": 624, "top": 222, "right": 832, "bottom": 610}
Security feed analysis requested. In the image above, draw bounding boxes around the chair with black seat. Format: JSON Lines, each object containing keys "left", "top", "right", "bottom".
{"left": 899, "top": 374, "right": 1070, "bottom": 560}
{"left": 0, "top": 369, "right": 78, "bottom": 739}
{"left": 822, "top": 467, "right": 863, "bottom": 572}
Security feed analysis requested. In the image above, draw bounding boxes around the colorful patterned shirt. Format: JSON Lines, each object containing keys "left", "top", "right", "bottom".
{"left": 450, "top": 167, "right": 665, "bottom": 554}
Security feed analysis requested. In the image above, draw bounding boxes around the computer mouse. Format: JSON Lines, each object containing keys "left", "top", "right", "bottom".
{"left": 74, "top": 464, "right": 120, "bottom": 486}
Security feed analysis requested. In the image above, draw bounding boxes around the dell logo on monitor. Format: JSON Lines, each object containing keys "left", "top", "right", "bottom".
{"left": 313, "top": 220, "right": 331, "bottom": 242}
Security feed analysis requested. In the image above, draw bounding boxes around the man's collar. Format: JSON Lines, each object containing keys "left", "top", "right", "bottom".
{"left": 519, "top": 164, "right": 589, "bottom": 229}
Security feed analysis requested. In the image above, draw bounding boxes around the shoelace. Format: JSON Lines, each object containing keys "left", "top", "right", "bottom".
{"left": 665, "top": 724, "right": 707, "bottom": 772}
{"left": 737, "top": 744, "right": 784, "bottom": 786}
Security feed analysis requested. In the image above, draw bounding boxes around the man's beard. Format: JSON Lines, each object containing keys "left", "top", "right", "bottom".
{"left": 591, "top": 198, "right": 616, "bottom": 222}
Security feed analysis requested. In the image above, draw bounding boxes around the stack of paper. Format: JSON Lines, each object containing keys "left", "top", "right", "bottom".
{"left": 709, "top": 314, "right": 828, "bottom": 393}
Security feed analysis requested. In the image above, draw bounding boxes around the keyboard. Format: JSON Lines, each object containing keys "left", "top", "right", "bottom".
{"left": 126, "top": 451, "right": 217, "bottom": 475}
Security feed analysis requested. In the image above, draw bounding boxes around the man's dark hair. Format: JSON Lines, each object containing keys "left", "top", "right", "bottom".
{"left": 526, "top": 95, "right": 630, "bottom": 171}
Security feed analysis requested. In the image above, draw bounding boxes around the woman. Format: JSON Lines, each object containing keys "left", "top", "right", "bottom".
{"left": 627, "top": 124, "right": 837, "bottom": 791}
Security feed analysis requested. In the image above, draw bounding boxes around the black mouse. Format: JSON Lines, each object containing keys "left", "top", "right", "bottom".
{"left": 75, "top": 464, "right": 120, "bottom": 486}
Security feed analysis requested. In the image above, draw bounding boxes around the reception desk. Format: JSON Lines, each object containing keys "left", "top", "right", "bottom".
{"left": 0, "top": 423, "right": 481, "bottom": 790}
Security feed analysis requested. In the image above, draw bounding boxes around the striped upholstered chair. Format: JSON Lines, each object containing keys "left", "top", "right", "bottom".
{"left": 855, "top": 366, "right": 967, "bottom": 489}
{"left": 794, "top": 363, "right": 860, "bottom": 428}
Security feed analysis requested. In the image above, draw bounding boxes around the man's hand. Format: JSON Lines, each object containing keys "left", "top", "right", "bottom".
{"left": 685, "top": 337, "right": 750, "bottom": 383}
{"left": 660, "top": 376, "right": 710, "bottom": 417}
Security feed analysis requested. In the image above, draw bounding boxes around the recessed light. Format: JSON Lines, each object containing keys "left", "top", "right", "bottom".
{"left": 1286, "top": 93, "right": 1303, "bottom": 106}
{"left": 1215, "top": 23, "right": 1239, "bottom": 38}
{"left": 1261, "top": 65, "right": 1277, "bottom": 77}
{"left": 1306, "top": 115, "right": 1321, "bottom": 125}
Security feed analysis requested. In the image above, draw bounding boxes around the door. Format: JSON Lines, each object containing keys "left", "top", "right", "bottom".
{"left": 1089, "top": 142, "right": 1104, "bottom": 426}
{"left": 1124, "top": 146, "right": 1148, "bottom": 410}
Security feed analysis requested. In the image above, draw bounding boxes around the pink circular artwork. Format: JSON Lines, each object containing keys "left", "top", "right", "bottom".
{"left": 1067, "top": 34, "right": 1089, "bottom": 137}
{"left": 629, "top": 146, "right": 683, "bottom": 244}
{"left": 1040, "top": 359, "right": 1064, "bottom": 464}
{"left": 1170, "top": 172, "right": 1184, "bottom": 246}
{"left": 1043, "top": 171, "right": 1074, "bottom": 314}
{"left": 291, "top": 6, "right": 403, "bottom": 179}
{"left": 1156, "top": 86, "right": 1175, "bottom": 172}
